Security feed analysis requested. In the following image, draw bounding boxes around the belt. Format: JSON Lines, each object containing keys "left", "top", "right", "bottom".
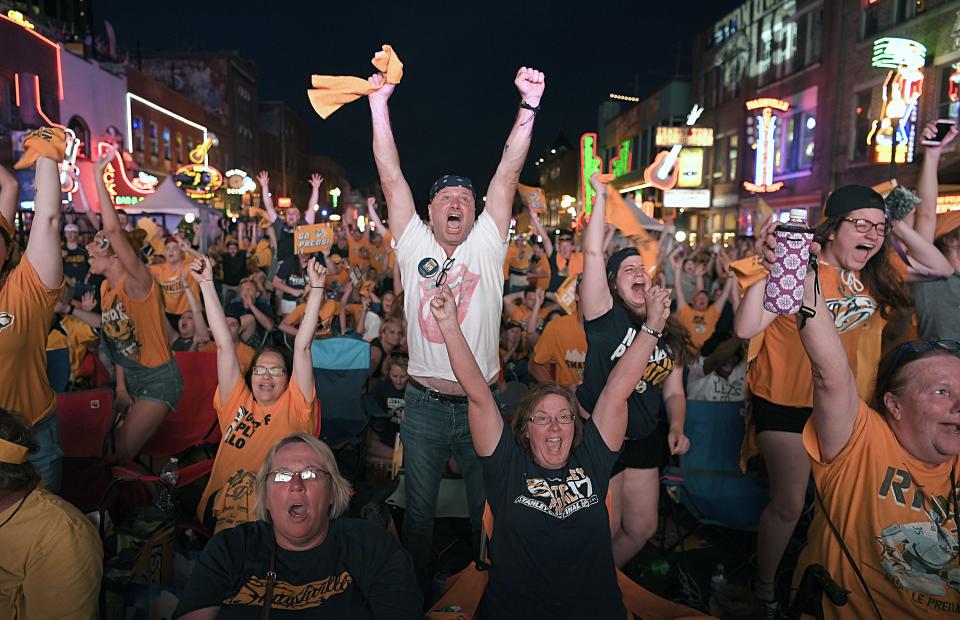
{"left": 408, "top": 377, "right": 494, "bottom": 404}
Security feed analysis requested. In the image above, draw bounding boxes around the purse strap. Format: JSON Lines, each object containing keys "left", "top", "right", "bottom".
{"left": 261, "top": 543, "right": 277, "bottom": 620}
{"left": 813, "top": 483, "right": 883, "bottom": 620}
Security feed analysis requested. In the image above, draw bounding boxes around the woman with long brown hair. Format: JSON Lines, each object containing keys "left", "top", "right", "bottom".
{"left": 734, "top": 185, "right": 935, "bottom": 612}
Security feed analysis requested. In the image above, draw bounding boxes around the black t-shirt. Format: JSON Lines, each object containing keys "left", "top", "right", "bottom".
{"left": 576, "top": 300, "right": 676, "bottom": 438}
{"left": 62, "top": 244, "right": 89, "bottom": 282}
{"left": 276, "top": 259, "right": 307, "bottom": 302}
{"left": 480, "top": 420, "right": 624, "bottom": 620}
{"left": 273, "top": 219, "right": 297, "bottom": 263}
{"left": 174, "top": 519, "right": 421, "bottom": 619}
{"left": 369, "top": 378, "right": 404, "bottom": 447}
{"left": 546, "top": 248, "right": 569, "bottom": 292}
{"left": 222, "top": 253, "right": 249, "bottom": 286}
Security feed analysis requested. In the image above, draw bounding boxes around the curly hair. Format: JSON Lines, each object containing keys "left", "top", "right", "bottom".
{"left": 814, "top": 215, "right": 913, "bottom": 318}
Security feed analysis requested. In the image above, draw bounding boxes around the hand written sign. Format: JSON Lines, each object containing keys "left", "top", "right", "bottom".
{"left": 294, "top": 224, "right": 334, "bottom": 254}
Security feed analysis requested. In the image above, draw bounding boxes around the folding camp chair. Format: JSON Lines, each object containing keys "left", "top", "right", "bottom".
{"left": 661, "top": 401, "right": 768, "bottom": 551}
{"left": 427, "top": 498, "right": 716, "bottom": 620}
{"left": 58, "top": 388, "right": 114, "bottom": 458}
{"left": 312, "top": 337, "right": 371, "bottom": 480}
{"left": 46, "top": 347, "right": 71, "bottom": 393}
{"left": 139, "top": 351, "right": 222, "bottom": 458}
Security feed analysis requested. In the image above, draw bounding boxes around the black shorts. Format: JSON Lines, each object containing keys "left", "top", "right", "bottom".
{"left": 611, "top": 423, "right": 669, "bottom": 476}
{"left": 752, "top": 395, "right": 812, "bottom": 434}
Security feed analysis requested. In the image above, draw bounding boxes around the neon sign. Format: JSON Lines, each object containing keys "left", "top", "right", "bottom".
{"left": 744, "top": 100, "right": 787, "bottom": 194}
{"left": 655, "top": 127, "right": 714, "bottom": 147}
{"left": 580, "top": 133, "right": 603, "bottom": 215}
{"left": 948, "top": 63, "right": 960, "bottom": 119}
{"left": 174, "top": 137, "right": 222, "bottom": 200}
{"left": 6, "top": 10, "right": 34, "bottom": 29}
{"left": 609, "top": 139, "right": 633, "bottom": 178}
{"left": 225, "top": 169, "right": 256, "bottom": 195}
{"left": 677, "top": 148, "right": 704, "bottom": 188}
{"left": 60, "top": 129, "right": 81, "bottom": 204}
{"left": 97, "top": 142, "right": 158, "bottom": 207}
{"left": 867, "top": 37, "right": 926, "bottom": 165}
{"left": 126, "top": 93, "right": 207, "bottom": 160}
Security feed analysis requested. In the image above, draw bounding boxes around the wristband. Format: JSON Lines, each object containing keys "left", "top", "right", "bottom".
{"left": 640, "top": 324, "right": 662, "bottom": 340}
{"left": 520, "top": 100, "right": 541, "bottom": 113}
{"left": 310, "top": 285, "right": 324, "bottom": 289}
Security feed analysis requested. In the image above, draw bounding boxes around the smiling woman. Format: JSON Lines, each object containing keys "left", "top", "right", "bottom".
{"left": 175, "top": 433, "right": 421, "bottom": 620}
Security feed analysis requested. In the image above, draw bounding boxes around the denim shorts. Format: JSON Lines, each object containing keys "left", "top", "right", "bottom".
{"left": 123, "top": 359, "right": 184, "bottom": 410}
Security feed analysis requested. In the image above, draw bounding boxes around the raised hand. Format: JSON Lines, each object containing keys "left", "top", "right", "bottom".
{"left": 256, "top": 170, "right": 270, "bottom": 190}
{"left": 308, "top": 173, "right": 324, "bottom": 190}
{"left": 80, "top": 291, "right": 97, "bottom": 312}
{"left": 588, "top": 171, "right": 608, "bottom": 193}
{"left": 429, "top": 284, "right": 458, "bottom": 324}
{"left": 642, "top": 285, "right": 672, "bottom": 332}
{"left": 515, "top": 67, "right": 545, "bottom": 105}
{"left": 306, "top": 257, "right": 327, "bottom": 289}
{"left": 366, "top": 196, "right": 377, "bottom": 210}
{"left": 189, "top": 256, "right": 214, "bottom": 283}
{"left": 94, "top": 146, "right": 117, "bottom": 175}
{"left": 367, "top": 73, "right": 396, "bottom": 104}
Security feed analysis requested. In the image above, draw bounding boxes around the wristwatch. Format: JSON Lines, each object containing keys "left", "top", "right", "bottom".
{"left": 640, "top": 323, "right": 662, "bottom": 340}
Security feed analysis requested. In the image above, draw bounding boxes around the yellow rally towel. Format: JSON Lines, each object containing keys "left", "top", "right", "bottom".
{"left": 308, "top": 45, "right": 404, "bottom": 119}
{"left": 14, "top": 126, "right": 66, "bottom": 170}
{"left": 516, "top": 184, "right": 546, "bottom": 213}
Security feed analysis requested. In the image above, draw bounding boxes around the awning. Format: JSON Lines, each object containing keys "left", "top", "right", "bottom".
{"left": 121, "top": 177, "right": 203, "bottom": 215}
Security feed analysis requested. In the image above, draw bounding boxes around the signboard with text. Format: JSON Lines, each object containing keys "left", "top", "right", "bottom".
{"left": 663, "top": 189, "right": 711, "bottom": 209}
{"left": 294, "top": 224, "right": 334, "bottom": 255}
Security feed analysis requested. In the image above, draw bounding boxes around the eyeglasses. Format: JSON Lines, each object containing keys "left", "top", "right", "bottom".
{"left": 268, "top": 467, "right": 331, "bottom": 484}
{"left": 841, "top": 218, "right": 891, "bottom": 236}
{"left": 252, "top": 366, "right": 286, "bottom": 377}
{"left": 890, "top": 340, "right": 960, "bottom": 372}
{"left": 436, "top": 257, "right": 456, "bottom": 287}
{"left": 529, "top": 412, "right": 576, "bottom": 425}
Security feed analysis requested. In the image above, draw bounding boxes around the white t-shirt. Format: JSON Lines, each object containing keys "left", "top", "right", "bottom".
{"left": 686, "top": 356, "right": 745, "bottom": 402}
{"left": 397, "top": 211, "right": 507, "bottom": 383}
{"left": 363, "top": 311, "right": 381, "bottom": 342}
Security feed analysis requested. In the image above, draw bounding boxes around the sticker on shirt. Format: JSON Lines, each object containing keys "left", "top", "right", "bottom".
{"left": 417, "top": 263, "right": 480, "bottom": 343}
{"left": 101, "top": 301, "right": 142, "bottom": 361}
{"left": 691, "top": 314, "right": 709, "bottom": 334}
{"left": 224, "top": 571, "right": 353, "bottom": 610}
{"left": 223, "top": 405, "right": 272, "bottom": 450}
{"left": 418, "top": 257, "right": 440, "bottom": 278}
{"left": 826, "top": 294, "right": 877, "bottom": 334}
{"left": 0, "top": 311, "right": 13, "bottom": 333}
{"left": 874, "top": 467, "right": 960, "bottom": 601}
{"left": 516, "top": 467, "right": 598, "bottom": 519}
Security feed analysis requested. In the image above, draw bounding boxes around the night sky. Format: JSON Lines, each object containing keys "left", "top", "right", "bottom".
{"left": 96, "top": 0, "right": 740, "bottom": 195}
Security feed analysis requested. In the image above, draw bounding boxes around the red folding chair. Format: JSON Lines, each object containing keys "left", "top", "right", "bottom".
{"left": 140, "top": 351, "right": 222, "bottom": 458}
{"left": 57, "top": 388, "right": 114, "bottom": 458}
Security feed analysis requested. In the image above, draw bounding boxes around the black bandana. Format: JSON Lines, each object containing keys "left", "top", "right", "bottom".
{"left": 429, "top": 175, "right": 476, "bottom": 202}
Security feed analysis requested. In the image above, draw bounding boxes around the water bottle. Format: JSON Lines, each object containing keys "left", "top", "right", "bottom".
{"left": 155, "top": 457, "right": 179, "bottom": 513}
{"left": 762, "top": 209, "right": 814, "bottom": 315}
{"left": 711, "top": 563, "right": 727, "bottom": 593}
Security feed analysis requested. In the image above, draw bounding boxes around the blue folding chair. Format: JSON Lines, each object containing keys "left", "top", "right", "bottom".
{"left": 312, "top": 337, "right": 371, "bottom": 480}
{"left": 661, "top": 401, "right": 768, "bottom": 549}
{"left": 46, "top": 347, "right": 71, "bottom": 393}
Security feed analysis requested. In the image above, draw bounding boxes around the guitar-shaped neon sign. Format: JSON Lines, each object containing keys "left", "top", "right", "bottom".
{"left": 641, "top": 104, "right": 704, "bottom": 191}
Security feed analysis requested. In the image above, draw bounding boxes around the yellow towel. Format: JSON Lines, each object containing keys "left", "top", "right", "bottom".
{"left": 307, "top": 45, "right": 404, "bottom": 119}
{"left": 14, "top": 126, "right": 66, "bottom": 170}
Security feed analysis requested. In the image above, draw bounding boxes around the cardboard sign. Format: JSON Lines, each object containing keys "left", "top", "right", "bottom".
{"left": 517, "top": 184, "right": 546, "bottom": 213}
{"left": 555, "top": 274, "right": 579, "bottom": 316}
{"left": 294, "top": 224, "right": 334, "bottom": 254}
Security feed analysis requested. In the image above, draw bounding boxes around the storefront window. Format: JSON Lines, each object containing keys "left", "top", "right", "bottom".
{"left": 162, "top": 128, "right": 171, "bottom": 160}
{"left": 133, "top": 117, "right": 144, "bottom": 152}
{"left": 728, "top": 135, "right": 739, "bottom": 182}
{"left": 852, "top": 90, "right": 874, "bottom": 161}
{"left": 149, "top": 122, "right": 158, "bottom": 157}
{"left": 938, "top": 64, "right": 960, "bottom": 121}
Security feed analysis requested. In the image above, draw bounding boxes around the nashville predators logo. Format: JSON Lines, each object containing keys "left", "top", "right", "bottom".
{"left": 224, "top": 571, "right": 353, "bottom": 609}
{"left": 0, "top": 312, "right": 13, "bottom": 332}
{"left": 225, "top": 470, "right": 257, "bottom": 501}
{"left": 101, "top": 301, "right": 141, "bottom": 361}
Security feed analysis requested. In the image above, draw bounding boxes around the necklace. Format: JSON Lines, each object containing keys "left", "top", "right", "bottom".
{"left": 0, "top": 489, "right": 31, "bottom": 530}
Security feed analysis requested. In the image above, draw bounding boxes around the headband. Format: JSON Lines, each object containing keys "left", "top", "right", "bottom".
{"left": 0, "top": 437, "right": 29, "bottom": 464}
{"left": 606, "top": 247, "right": 640, "bottom": 278}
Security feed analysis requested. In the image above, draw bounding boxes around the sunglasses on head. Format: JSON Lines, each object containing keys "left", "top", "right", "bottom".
{"left": 890, "top": 340, "right": 960, "bottom": 372}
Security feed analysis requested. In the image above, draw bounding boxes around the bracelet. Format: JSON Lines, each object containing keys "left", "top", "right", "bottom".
{"left": 520, "top": 100, "right": 541, "bottom": 113}
{"left": 640, "top": 323, "right": 662, "bottom": 340}
{"left": 310, "top": 285, "right": 324, "bottom": 289}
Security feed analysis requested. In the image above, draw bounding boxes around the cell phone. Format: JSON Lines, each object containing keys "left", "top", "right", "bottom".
{"left": 921, "top": 119, "right": 956, "bottom": 145}
{"left": 350, "top": 265, "right": 362, "bottom": 285}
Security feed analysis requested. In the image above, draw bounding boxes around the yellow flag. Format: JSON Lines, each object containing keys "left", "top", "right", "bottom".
{"left": 517, "top": 184, "right": 546, "bottom": 212}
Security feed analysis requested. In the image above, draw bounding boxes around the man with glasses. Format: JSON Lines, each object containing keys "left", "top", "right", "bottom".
{"left": 366, "top": 66, "right": 545, "bottom": 584}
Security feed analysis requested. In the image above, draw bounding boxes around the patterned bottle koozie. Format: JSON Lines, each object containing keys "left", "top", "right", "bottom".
{"left": 763, "top": 227, "right": 814, "bottom": 315}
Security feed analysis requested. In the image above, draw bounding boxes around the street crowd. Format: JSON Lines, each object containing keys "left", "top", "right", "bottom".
{"left": 1, "top": 65, "right": 959, "bottom": 620}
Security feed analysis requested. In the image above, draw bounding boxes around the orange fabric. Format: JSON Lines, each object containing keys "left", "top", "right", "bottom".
{"left": 199, "top": 341, "right": 257, "bottom": 375}
{"left": 531, "top": 314, "right": 586, "bottom": 386}
{"left": 198, "top": 378, "right": 317, "bottom": 533}
{"left": 935, "top": 210, "right": 960, "bottom": 239}
{"left": 797, "top": 401, "right": 960, "bottom": 619}
{"left": 307, "top": 45, "right": 404, "bottom": 119}
{"left": 504, "top": 242, "right": 534, "bottom": 278}
{"left": 150, "top": 261, "right": 201, "bottom": 315}
{"left": 554, "top": 251, "right": 584, "bottom": 279}
{"left": 0, "top": 257, "right": 61, "bottom": 424}
{"left": 13, "top": 127, "right": 66, "bottom": 170}
{"left": 368, "top": 241, "right": 391, "bottom": 276}
{"left": 605, "top": 188, "right": 646, "bottom": 238}
{"left": 676, "top": 304, "right": 720, "bottom": 351}
{"left": 60, "top": 315, "right": 98, "bottom": 381}
{"left": 285, "top": 298, "right": 341, "bottom": 338}
{"left": 100, "top": 277, "right": 172, "bottom": 369}
{"left": 347, "top": 235, "right": 372, "bottom": 272}
{"left": 747, "top": 265, "right": 885, "bottom": 408}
